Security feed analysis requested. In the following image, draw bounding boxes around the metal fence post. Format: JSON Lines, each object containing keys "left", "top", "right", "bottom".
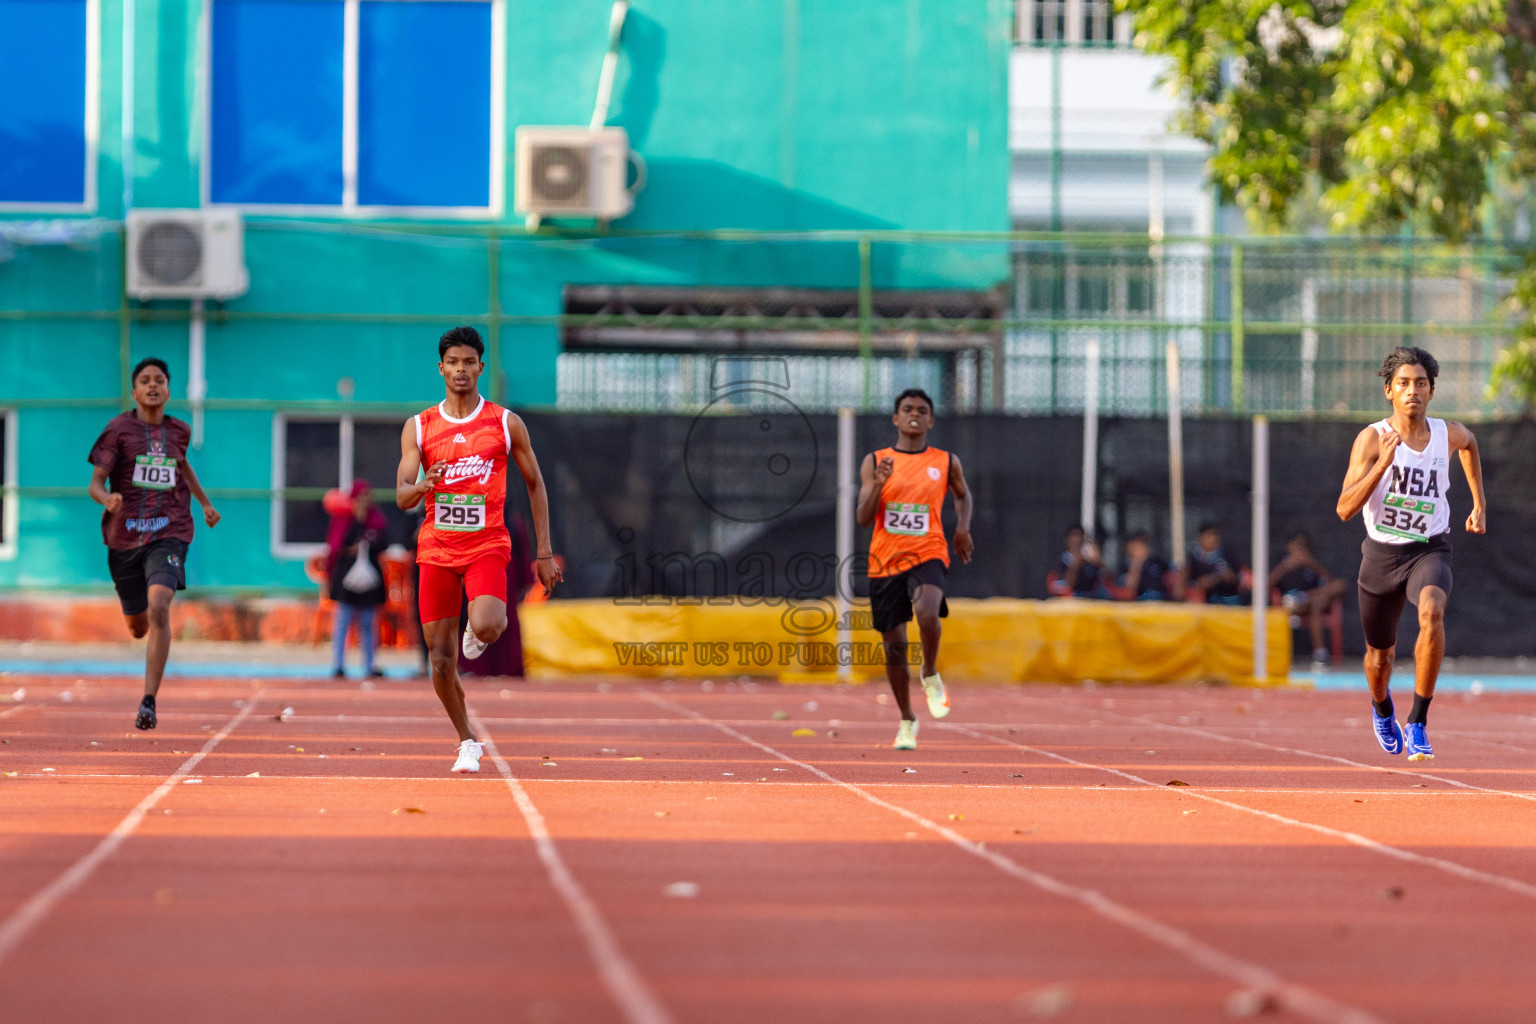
{"left": 1230, "top": 243, "right": 1244, "bottom": 413}
{"left": 858, "top": 236, "right": 873, "bottom": 411}
{"left": 487, "top": 228, "right": 505, "bottom": 404}
{"left": 118, "top": 228, "right": 132, "bottom": 411}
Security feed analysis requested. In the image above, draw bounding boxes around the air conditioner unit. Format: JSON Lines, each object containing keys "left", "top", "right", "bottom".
{"left": 126, "top": 209, "right": 249, "bottom": 300}
{"left": 514, "top": 126, "right": 642, "bottom": 228}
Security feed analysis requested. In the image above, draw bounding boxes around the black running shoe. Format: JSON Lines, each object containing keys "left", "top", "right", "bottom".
{"left": 135, "top": 696, "right": 157, "bottom": 730}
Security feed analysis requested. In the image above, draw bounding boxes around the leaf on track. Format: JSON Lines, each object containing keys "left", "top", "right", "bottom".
{"left": 391, "top": 806, "right": 426, "bottom": 815}
{"left": 791, "top": 728, "right": 816, "bottom": 737}
{"left": 621, "top": 756, "right": 644, "bottom": 761}
{"left": 1224, "top": 989, "right": 1278, "bottom": 1017}
{"left": 245, "top": 772, "right": 261, "bottom": 778}
{"left": 771, "top": 710, "right": 790, "bottom": 720}
{"left": 1016, "top": 983, "right": 1074, "bottom": 1017}
{"left": 1166, "top": 780, "right": 1190, "bottom": 787}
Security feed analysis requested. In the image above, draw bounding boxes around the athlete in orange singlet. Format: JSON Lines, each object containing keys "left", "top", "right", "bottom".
{"left": 855, "top": 388, "right": 973, "bottom": 750}
{"left": 396, "top": 326, "right": 562, "bottom": 773}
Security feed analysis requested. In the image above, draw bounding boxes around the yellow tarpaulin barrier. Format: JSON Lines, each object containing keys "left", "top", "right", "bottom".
{"left": 521, "top": 598, "right": 1292, "bottom": 685}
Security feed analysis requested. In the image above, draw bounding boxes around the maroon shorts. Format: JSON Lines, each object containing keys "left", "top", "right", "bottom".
{"left": 418, "top": 555, "right": 507, "bottom": 624}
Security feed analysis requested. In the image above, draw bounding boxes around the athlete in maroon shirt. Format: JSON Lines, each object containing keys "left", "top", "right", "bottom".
{"left": 87, "top": 358, "right": 220, "bottom": 729}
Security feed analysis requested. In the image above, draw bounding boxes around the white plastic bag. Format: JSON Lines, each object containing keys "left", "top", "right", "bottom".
{"left": 341, "top": 538, "right": 381, "bottom": 593}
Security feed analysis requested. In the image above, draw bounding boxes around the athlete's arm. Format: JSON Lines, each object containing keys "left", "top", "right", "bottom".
{"left": 949, "top": 454, "right": 973, "bottom": 564}
{"left": 855, "top": 453, "right": 893, "bottom": 528}
{"left": 1336, "top": 425, "right": 1398, "bottom": 522}
{"left": 507, "top": 413, "right": 563, "bottom": 593}
{"left": 181, "top": 458, "right": 221, "bottom": 528}
{"left": 1448, "top": 421, "right": 1488, "bottom": 534}
{"left": 395, "top": 419, "right": 445, "bottom": 511}
{"left": 88, "top": 464, "right": 123, "bottom": 514}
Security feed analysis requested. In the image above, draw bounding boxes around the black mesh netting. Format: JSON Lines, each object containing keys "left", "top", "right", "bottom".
{"left": 511, "top": 413, "right": 1536, "bottom": 658}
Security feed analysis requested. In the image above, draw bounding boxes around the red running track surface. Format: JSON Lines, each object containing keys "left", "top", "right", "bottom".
{"left": 1, "top": 675, "right": 1535, "bottom": 1023}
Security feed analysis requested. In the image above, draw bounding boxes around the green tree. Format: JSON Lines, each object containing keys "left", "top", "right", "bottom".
{"left": 1121, "top": 0, "right": 1536, "bottom": 404}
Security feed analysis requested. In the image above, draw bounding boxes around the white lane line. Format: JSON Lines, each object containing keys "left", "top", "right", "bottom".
{"left": 1436, "top": 730, "right": 1536, "bottom": 757}
{"left": 949, "top": 722, "right": 1536, "bottom": 901}
{"left": 0, "top": 701, "right": 46, "bottom": 719}
{"left": 0, "top": 771, "right": 1499, "bottom": 799}
{"left": 641, "top": 692, "right": 1382, "bottom": 1024}
{"left": 0, "top": 694, "right": 263, "bottom": 969}
{"left": 24, "top": 711, "right": 875, "bottom": 729}
{"left": 1032, "top": 699, "right": 1536, "bottom": 805}
{"left": 470, "top": 711, "right": 671, "bottom": 1024}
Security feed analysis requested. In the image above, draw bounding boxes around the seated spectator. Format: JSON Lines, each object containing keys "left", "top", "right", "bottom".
{"left": 1183, "top": 522, "right": 1248, "bottom": 605}
{"left": 1109, "top": 532, "right": 1170, "bottom": 601}
{"left": 1272, "top": 531, "right": 1347, "bottom": 668}
{"left": 1047, "top": 525, "right": 1109, "bottom": 599}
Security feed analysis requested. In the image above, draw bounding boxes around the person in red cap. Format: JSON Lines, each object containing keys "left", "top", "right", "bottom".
{"left": 325, "top": 479, "right": 389, "bottom": 679}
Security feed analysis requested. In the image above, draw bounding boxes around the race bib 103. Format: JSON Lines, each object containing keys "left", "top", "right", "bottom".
{"left": 131, "top": 455, "right": 178, "bottom": 490}
{"left": 883, "top": 502, "right": 930, "bottom": 537}
{"left": 434, "top": 493, "right": 486, "bottom": 532}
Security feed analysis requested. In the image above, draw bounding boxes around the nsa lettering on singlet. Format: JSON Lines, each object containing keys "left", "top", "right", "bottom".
{"left": 1363, "top": 417, "right": 1452, "bottom": 544}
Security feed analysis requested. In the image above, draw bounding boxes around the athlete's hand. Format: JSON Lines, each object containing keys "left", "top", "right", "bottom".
{"left": 202, "top": 504, "right": 221, "bottom": 528}
{"left": 953, "top": 529, "right": 974, "bottom": 564}
{"left": 1466, "top": 505, "right": 1486, "bottom": 534}
{"left": 104, "top": 492, "right": 123, "bottom": 514}
{"left": 420, "top": 461, "right": 448, "bottom": 493}
{"left": 535, "top": 554, "right": 564, "bottom": 595}
{"left": 873, "top": 456, "right": 895, "bottom": 484}
{"left": 1377, "top": 428, "right": 1402, "bottom": 463}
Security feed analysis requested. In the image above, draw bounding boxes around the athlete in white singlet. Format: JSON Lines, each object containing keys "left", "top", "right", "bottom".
{"left": 1336, "top": 347, "right": 1487, "bottom": 761}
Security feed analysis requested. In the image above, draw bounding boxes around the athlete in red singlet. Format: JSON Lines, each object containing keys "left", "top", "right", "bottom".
{"left": 396, "top": 326, "right": 562, "bottom": 773}
{"left": 855, "top": 388, "right": 974, "bottom": 751}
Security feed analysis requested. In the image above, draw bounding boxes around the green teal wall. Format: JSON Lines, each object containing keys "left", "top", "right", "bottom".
{"left": 0, "top": 0, "right": 1009, "bottom": 591}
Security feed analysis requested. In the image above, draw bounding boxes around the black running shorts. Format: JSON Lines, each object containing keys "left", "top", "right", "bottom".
{"left": 869, "top": 558, "right": 949, "bottom": 635}
{"left": 108, "top": 538, "right": 188, "bottom": 616}
{"left": 1357, "top": 533, "right": 1453, "bottom": 650}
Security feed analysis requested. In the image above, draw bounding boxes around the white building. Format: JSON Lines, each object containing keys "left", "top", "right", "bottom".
{"left": 1010, "top": 0, "right": 1214, "bottom": 236}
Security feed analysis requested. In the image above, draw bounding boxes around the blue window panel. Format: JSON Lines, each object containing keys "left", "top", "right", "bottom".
{"left": 210, "top": 0, "right": 344, "bottom": 205}
{"left": 0, "top": 0, "right": 88, "bottom": 204}
{"left": 358, "top": 2, "right": 491, "bottom": 208}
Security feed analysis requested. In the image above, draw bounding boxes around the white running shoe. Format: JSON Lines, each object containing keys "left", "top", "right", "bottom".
{"left": 893, "top": 719, "right": 919, "bottom": 750}
{"left": 921, "top": 673, "right": 950, "bottom": 719}
{"left": 461, "top": 623, "right": 488, "bottom": 659}
{"left": 451, "top": 738, "right": 484, "bottom": 773}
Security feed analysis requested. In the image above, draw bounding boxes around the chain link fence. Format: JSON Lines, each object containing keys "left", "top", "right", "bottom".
{"left": 0, "top": 221, "right": 1528, "bottom": 419}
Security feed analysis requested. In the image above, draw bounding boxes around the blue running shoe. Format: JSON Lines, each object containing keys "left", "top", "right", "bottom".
{"left": 1404, "top": 721, "right": 1434, "bottom": 761}
{"left": 1372, "top": 712, "right": 1403, "bottom": 755}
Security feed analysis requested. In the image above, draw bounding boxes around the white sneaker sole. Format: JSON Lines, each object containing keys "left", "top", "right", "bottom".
{"left": 461, "top": 629, "right": 487, "bottom": 659}
{"left": 451, "top": 759, "right": 481, "bottom": 773}
{"left": 1407, "top": 752, "right": 1434, "bottom": 762}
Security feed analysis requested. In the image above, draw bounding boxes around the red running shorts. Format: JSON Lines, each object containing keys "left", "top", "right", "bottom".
{"left": 417, "top": 554, "right": 508, "bottom": 623}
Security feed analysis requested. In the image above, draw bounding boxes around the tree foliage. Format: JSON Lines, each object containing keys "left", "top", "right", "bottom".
{"left": 1122, "top": 0, "right": 1536, "bottom": 404}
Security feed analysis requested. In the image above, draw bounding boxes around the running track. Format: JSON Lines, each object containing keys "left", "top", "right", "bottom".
{"left": 2, "top": 675, "right": 1534, "bottom": 1023}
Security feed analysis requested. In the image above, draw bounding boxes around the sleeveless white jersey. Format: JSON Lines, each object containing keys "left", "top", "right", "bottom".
{"left": 1363, "top": 417, "right": 1451, "bottom": 544}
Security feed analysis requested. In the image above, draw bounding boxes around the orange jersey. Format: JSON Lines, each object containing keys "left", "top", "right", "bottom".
{"left": 868, "top": 445, "right": 951, "bottom": 578}
{"left": 414, "top": 397, "right": 514, "bottom": 568}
